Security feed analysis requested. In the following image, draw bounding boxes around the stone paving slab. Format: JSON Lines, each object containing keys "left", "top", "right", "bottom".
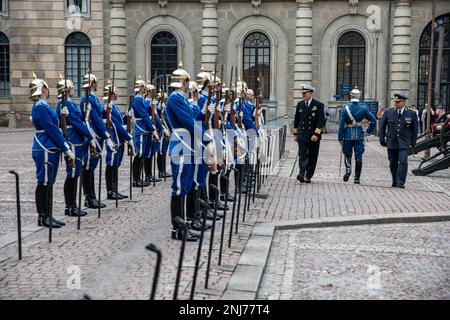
{"left": 257, "top": 222, "right": 450, "bottom": 300}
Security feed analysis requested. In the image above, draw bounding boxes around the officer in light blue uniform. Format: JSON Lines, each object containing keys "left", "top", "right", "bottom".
{"left": 30, "top": 73, "right": 75, "bottom": 228}
{"left": 56, "top": 75, "right": 95, "bottom": 217}
{"left": 103, "top": 83, "right": 135, "bottom": 200}
{"left": 131, "top": 77, "right": 155, "bottom": 188}
{"left": 143, "top": 83, "right": 162, "bottom": 183}
{"left": 166, "top": 63, "right": 214, "bottom": 241}
{"left": 80, "top": 72, "right": 116, "bottom": 209}
{"left": 379, "top": 94, "right": 418, "bottom": 188}
{"left": 337, "top": 87, "right": 376, "bottom": 184}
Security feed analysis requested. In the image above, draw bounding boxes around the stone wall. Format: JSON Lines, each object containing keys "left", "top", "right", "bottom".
{"left": 0, "top": 0, "right": 104, "bottom": 126}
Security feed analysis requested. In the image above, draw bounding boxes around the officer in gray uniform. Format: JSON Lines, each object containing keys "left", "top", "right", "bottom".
{"left": 379, "top": 94, "right": 418, "bottom": 188}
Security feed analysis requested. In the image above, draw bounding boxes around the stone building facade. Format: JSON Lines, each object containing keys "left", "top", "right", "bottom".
{"left": 0, "top": 0, "right": 449, "bottom": 127}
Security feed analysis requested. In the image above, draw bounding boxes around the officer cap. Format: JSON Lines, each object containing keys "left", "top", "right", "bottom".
{"left": 301, "top": 84, "right": 315, "bottom": 93}
{"left": 393, "top": 93, "right": 408, "bottom": 102}
{"left": 350, "top": 87, "right": 361, "bottom": 98}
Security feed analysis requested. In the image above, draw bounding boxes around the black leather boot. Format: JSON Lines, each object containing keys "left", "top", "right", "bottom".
{"left": 170, "top": 196, "right": 198, "bottom": 241}
{"left": 133, "top": 157, "right": 150, "bottom": 187}
{"left": 145, "top": 158, "right": 161, "bottom": 183}
{"left": 343, "top": 156, "right": 352, "bottom": 182}
{"left": 47, "top": 185, "right": 65, "bottom": 226}
{"left": 113, "top": 167, "right": 128, "bottom": 199}
{"left": 36, "top": 185, "right": 61, "bottom": 228}
{"left": 84, "top": 170, "right": 106, "bottom": 208}
{"left": 65, "top": 177, "right": 87, "bottom": 216}
{"left": 354, "top": 160, "right": 362, "bottom": 184}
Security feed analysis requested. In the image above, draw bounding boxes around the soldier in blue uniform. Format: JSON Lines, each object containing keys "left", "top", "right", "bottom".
{"left": 156, "top": 92, "right": 172, "bottom": 179}
{"left": 30, "top": 73, "right": 75, "bottom": 228}
{"left": 337, "top": 88, "right": 377, "bottom": 184}
{"left": 56, "top": 75, "right": 96, "bottom": 217}
{"left": 166, "top": 63, "right": 215, "bottom": 241}
{"left": 143, "top": 82, "right": 161, "bottom": 183}
{"left": 293, "top": 84, "right": 326, "bottom": 183}
{"left": 379, "top": 94, "right": 418, "bottom": 188}
{"left": 131, "top": 77, "right": 155, "bottom": 188}
{"left": 103, "top": 83, "right": 135, "bottom": 200}
{"left": 80, "top": 72, "right": 117, "bottom": 209}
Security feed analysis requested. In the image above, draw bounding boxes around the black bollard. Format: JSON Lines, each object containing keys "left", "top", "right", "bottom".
{"left": 163, "top": 154, "right": 167, "bottom": 182}
{"left": 44, "top": 162, "right": 54, "bottom": 243}
{"left": 129, "top": 153, "right": 133, "bottom": 200}
{"left": 115, "top": 166, "right": 119, "bottom": 208}
{"left": 76, "top": 158, "right": 83, "bottom": 230}
{"left": 153, "top": 153, "right": 156, "bottom": 188}
{"left": 218, "top": 176, "right": 229, "bottom": 266}
{"left": 9, "top": 170, "right": 22, "bottom": 260}
{"left": 205, "top": 184, "right": 219, "bottom": 289}
{"left": 173, "top": 216, "right": 187, "bottom": 300}
{"left": 190, "top": 198, "right": 208, "bottom": 300}
{"left": 98, "top": 153, "right": 102, "bottom": 218}
{"left": 146, "top": 243, "right": 162, "bottom": 300}
{"left": 228, "top": 168, "right": 239, "bottom": 248}
{"left": 235, "top": 164, "right": 243, "bottom": 235}
{"left": 242, "top": 162, "right": 249, "bottom": 222}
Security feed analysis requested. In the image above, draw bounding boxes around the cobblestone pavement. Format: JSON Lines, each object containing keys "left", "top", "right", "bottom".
{"left": 257, "top": 222, "right": 450, "bottom": 300}
{"left": 0, "top": 128, "right": 449, "bottom": 300}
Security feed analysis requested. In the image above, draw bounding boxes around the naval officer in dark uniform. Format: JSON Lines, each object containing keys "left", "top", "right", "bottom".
{"left": 293, "top": 85, "right": 326, "bottom": 183}
{"left": 379, "top": 94, "right": 418, "bottom": 188}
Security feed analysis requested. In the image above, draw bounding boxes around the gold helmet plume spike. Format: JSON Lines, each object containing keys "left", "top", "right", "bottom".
{"left": 200, "top": 65, "right": 204, "bottom": 72}
{"left": 60, "top": 73, "right": 64, "bottom": 80}
{"left": 32, "top": 72, "right": 37, "bottom": 80}
{"left": 178, "top": 61, "right": 183, "bottom": 69}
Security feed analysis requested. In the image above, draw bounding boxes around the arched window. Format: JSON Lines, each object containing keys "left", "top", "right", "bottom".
{"left": 418, "top": 13, "right": 450, "bottom": 110}
{"left": 0, "top": 32, "right": 9, "bottom": 97}
{"left": 243, "top": 32, "right": 270, "bottom": 100}
{"left": 65, "top": 32, "right": 91, "bottom": 98}
{"left": 151, "top": 31, "right": 178, "bottom": 90}
{"left": 336, "top": 31, "right": 366, "bottom": 100}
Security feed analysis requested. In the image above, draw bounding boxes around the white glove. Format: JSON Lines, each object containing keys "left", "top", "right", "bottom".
{"left": 61, "top": 106, "right": 69, "bottom": 116}
{"left": 239, "top": 111, "right": 244, "bottom": 118}
{"left": 106, "top": 138, "right": 117, "bottom": 153}
{"left": 223, "top": 103, "right": 231, "bottom": 112}
{"left": 205, "top": 142, "right": 216, "bottom": 167}
{"left": 208, "top": 103, "right": 215, "bottom": 114}
{"left": 126, "top": 109, "right": 134, "bottom": 118}
{"left": 86, "top": 103, "right": 92, "bottom": 111}
{"left": 65, "top": 149, "right": 75, "bottom": 161}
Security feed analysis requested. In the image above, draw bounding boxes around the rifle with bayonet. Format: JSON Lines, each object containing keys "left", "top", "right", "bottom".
{"left": 105, "top": 64, "right": 115, "bottom": 131}
{"left": 84, "top": 70, "right": 98, "bottom": 158}
{"left": 127, "top": 94, "right": 134, "bottom": 156}
{"left": 60, "top": 73, "right": 74, "bottom": 167}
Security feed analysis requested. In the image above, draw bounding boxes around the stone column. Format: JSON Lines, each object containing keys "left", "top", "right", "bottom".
{"left": 390, "top": 0, "right": 411, "bottom": 102}
{"left": 294, "top": 0, "right": 314, "bottom": 102}
{"left": 200, "top": 0, "right": 219, "bottom": 72}
{"left": 109, "top": 0, "right": 127, "bottom": 108}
